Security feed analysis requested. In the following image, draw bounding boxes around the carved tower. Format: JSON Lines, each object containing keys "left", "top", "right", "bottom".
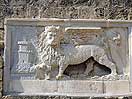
{"left": 16, "top": 39, "right": 34, "bottom": 73}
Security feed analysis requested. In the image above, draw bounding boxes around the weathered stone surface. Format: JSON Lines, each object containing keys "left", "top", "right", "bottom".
{"left": 0, "top": 19, "right": 4, "bottom": 29}
{"left": 8, "top": 80, "right": 132, "bottom": 97}
{"left": 0, "top": 81, "right": 2, "bottom": 91}
{"left": 9, "top": 80, "right": 103, "bottom": 95}
{"left": 2, "top": 96, "right": 132, "bottom": 99}
{"left": 0, "top": 80, "right": 2, "bottom": 98}
{"left": 0, "top": 69, "right": 2, "bottom": 81}
{"left": 0, "top": 0, "right": 131, "bottom": 21}
{"left": 0, "top": 55, "right": 3, "bottom": 69}
{"left": 129, "top": 80, "right": 132, "bottom": 92}
{"left": 58, "top": 81, "right": 103, "bottom": 94}
{"left": 104, "top": 80, "right": 130, "bottom": 94}
{"left": 9, "top": 80, "right": 58, "bottom": 93}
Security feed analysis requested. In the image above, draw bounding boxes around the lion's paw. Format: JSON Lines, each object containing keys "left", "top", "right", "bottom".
{"left": 96, "top": 74, "right": 117, "bottom": 81}
{"left": 56, "top": 75, "right": 63, "bottom": 80}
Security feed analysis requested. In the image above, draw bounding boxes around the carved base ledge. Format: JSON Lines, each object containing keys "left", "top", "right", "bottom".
{"left": 6, "top": 80, "right": 131, "bottom": 97}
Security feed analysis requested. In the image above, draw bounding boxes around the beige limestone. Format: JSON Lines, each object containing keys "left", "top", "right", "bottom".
{"left": 0, "top": 81, "right": 2, "bottom": 91}
{"left": 58, "top": 81, "right": 103, "bottom": 94}
{"left": 0, "top": 69, "right": 2, "bottom": 81}
{"left": 0, "top": 56, "right": 3, "bottom": 69}
{"left": 9, "top": 80, "right": 58, "bottom": 93}
{"left": 4, "top": 19, "right": 132, "bottom": 97}
{"left": 104, "top": 80, "right": 130, "bottom": 94}
{"left": 0, "top": 77, "right": 2, "bottom": 97}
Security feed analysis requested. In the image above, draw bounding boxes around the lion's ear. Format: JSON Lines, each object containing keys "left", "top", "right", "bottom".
{"left": 57, "top": 26, "right": 64, "bottom": 30}
{"left": 40, "top": 31, "right": 46, "bottom": 37}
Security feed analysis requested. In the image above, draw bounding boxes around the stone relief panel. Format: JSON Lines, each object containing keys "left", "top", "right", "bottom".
{"left": 7, "top": 23, "right": 128, "bottom": 80}
{"left": 35, "top": 26, "right": 128, "bottom": 80}
{"left": 4, "top": 19, "right": 132, "bottom": 96}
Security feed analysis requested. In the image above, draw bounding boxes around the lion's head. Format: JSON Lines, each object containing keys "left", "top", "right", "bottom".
{"left": 105, "top": 29, "right": 121, "bottom": 46}
{"left": 41, "top": 25, "right": 64, "bottom": 48}
{"left": 37, "top": 26, "right": 64, "bottom": 65}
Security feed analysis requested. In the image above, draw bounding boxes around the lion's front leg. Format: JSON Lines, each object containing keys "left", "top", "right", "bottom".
{"left": 99, "top": 54, "right": 117, "bottom": 76}
{"left": 56, "top": 55, "right": 67, "bottom": 80}
{"left": 56, "top": 64, "right": 68, "bottom": 80}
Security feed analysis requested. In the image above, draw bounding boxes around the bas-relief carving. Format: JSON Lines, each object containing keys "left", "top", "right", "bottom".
{"left": 4, "top": 20, "right": 132, "bottom": 96}
{"left": 13, "top": 39, "right": 35, "bottom": 73}
{"left": 9, "top": 25, "right": 128, "bottom": 80}
{"left": 10, "top": 26, "right": 40, "bottom": 74}
{"left": 35, "top": 26, "right": 128, "bottom": 80}
{"left": 11, "top": 40, "right": 35, "bottom": 74}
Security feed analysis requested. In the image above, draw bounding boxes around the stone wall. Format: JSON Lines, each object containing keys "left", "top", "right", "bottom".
{"left": 0, "top": 29, "right": 4, "bottom": 98}
{"left": 0, "top": 0, "right": 132, "bottom": 98}
{"left": 0, "top": 0, "right": 132, "bottom": 21}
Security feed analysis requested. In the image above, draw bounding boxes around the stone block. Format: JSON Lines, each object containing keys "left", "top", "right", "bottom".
{"left": 129, "top": 80, "right": 132, "bottom": 92}
{"left": 0, "top": 80, "right": 2, "bottom": 98}
{"left": 53, "top": 7, "right": 66, "bottom": 18}
{"left": 11, "top": 6, "right": 27, "bottom": 18}
{"left": 0, "top": 30, "right": 3, "bottom": 35}
{"left": 66, "top": 7, "right": 80, "bottom": 19}
{"left": 0, "top": 81, "right": 2, "bottom": 91}
{"left": 9, "top": 80, "right": 58, "bottom": 94}
{"left": 0, "top": 69, "right": 2, "bottom": 81}
{"left": 0, "top": 81, "right": 2, "bottom": 97}
{"left": 0, "top": 92, "right": 2, "bottom": 98}
{"left": 0, "top": 56, "right": 3, "bottom": 69}
{"left": 0, "top": 41, "right": 4, "bottom": 49}
{"left": 40, "top": 7, "right": 54, "bottom": 18}
{"left": 80, "top": 7, "right": 91, "bottom": 19}
{"left": 58, "top": 81, "right": 103, "bottom": 94}
{"left": 0, "top": 19, "right": 3, "bottom": 29}
{"left": 28, "top": 6, "right": 39, "bottom": 18}
{"left": 104, "top": 80, "right": 130, "bottom": 94}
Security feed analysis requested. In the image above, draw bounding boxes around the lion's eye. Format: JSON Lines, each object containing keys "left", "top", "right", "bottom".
{"left": 49, "top": 34, "right": 52, "bottom": 36}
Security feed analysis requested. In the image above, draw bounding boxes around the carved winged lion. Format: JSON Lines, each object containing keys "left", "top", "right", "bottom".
{"left": 36, "top": 26, "right": 118, "bottom": 80}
